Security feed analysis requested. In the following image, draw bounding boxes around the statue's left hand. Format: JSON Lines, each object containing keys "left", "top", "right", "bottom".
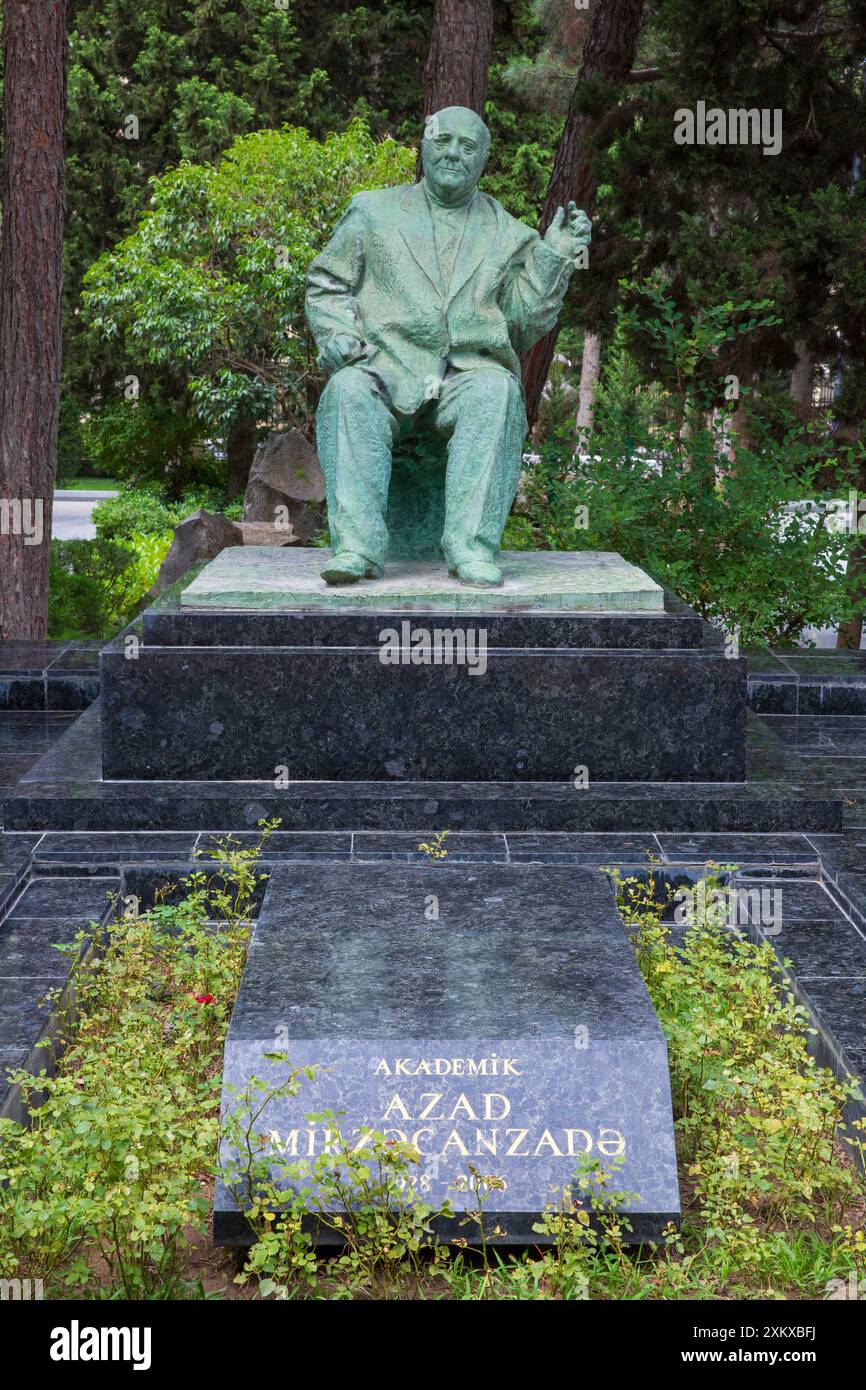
{"left": 544, "top": 201, "right": 592, "bottom": 261}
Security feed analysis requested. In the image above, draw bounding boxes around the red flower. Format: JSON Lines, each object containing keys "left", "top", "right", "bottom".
{"left": 193, "top": 993, "right": 215, "bottom": 1004}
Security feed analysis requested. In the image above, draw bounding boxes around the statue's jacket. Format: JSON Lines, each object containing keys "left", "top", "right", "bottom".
{"left": 305, "top": 182, "right": 574, "bottom": 416}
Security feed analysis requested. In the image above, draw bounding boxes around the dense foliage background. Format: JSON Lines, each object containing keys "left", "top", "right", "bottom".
{"left": 2, "top": 0, "right": 864, "bottom": 642}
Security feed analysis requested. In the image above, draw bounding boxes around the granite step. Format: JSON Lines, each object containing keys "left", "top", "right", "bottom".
{"left": 0, "top": 874, "right": 120, "bottom": 1123}
{"left": 746, "top": 649, "right": 866, "bottom": 716}
{"left": 3, "top": 702, "right": 843, "bottom": 834}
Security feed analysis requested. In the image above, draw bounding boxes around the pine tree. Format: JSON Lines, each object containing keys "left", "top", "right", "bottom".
{"left": 0, "top": 0, "right": 69, "bottom": 637}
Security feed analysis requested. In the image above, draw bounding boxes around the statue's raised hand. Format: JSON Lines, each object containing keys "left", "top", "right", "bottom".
{"left": 544, "top": 201, "right": 592, "bottom": 261}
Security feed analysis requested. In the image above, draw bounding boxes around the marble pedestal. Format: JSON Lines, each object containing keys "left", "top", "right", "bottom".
{"left": 99, "top": 549, "right": 746, "bottom": 784}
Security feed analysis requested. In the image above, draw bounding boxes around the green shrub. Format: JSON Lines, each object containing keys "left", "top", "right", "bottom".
{"left": 81, "top": 396, "right": 224, "bottom": 495}
{"left": 506, "top": 428, "right": 858, "bottom": 646}
{"left": 49, "top": 485, "right": 244, "bottom": 639}
{"left": 48, "top": 531, "right": 172, "bottom": 640}
{"left": 0, "top": 826, "right": 275, "bottom": 1298}
{"left": 92, "top": 485, "right": 241, "bottom": 544}
{"left": 609, "top": 864, "right": 866, "bottom": 1293}
{"left": 49, "top": 538, "right": 141, "bottom": 639}
{"left": 82, "top": 120, "right": 415, "bottom": 438}
{"left": 512, "top": 287, "right": 864, "bottom": 646}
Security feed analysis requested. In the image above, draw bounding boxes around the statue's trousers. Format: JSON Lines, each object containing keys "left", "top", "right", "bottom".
{"left": 315, "top": 363, "right": 528, "bottom": 570}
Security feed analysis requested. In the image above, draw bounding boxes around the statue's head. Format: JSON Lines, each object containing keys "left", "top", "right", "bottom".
{"left": 421, "top": 106, "right": 491, "bottom": 204}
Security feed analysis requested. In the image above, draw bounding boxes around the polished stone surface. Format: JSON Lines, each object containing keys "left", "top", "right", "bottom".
{"left": 656, "top": 833, "right": 820, "bottom": 867}
{"left": 745, "top": 650, "right": 866, "bottom": 717}
{"left": 5, "top": 702, "right": 840, "bottom": 833}
{"left": 100, "top": 643, "right": 746, "bottom": 782}
{"left": 215, "top": 862, "right": 680, "bottom": 1243}
{"left": 31, "top": 831, "right": 199, "bottom": 864}
{"left": 793, "top": 976, "right": 866, "bottom": 1083}
{"left": 760, "top": 715, "right": 866, "bottom": 757}
{"left": 730, "top": 876, "right": 847, "bottom": 924}
{"left": 0, "top": 713, "right": 76, "bottom": 754}
{"left": 0, "top": 920, "right": 91, "bottom": 978}
{"left": 180, "top": 547, "right": 665, "bottom": 611}
{"left": 147, "top": 591, "right": 703, "bottom": 649}
{"left": 352, "top": 831, "right": 509, "bottom": 862}
{"left": 0, "top": 872, "right": 119, "bottom": 1122}
{"left": 6, "top": 876, "right": 119, "bottom": 921}
{"left": 0, "top": 756, "right": 41, "bottom": 801}
{"left": 505, "top": 831, "right": 659, "bottom": 865}
{"left": 764, "top": 918, "right": 866, "bottom": 978}
{"left": 107, "top": 577, "right": 744, "bottom": 786}
{"left": 0, "top": 639, "right": 100, "bottom": 712}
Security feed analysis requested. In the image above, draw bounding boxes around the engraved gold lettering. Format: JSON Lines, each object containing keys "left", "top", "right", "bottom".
{"left": 411, "top": 1127, "right": 434, "bottom": 1154}
{"left": 382, "top": 1093, "right": 411, "bottom": 1121}
{"left": 442, "top": 1128, "right": 469, "bottom": 1156}
{"left": 505, "top": 1128, "right": 530, "bottom": 1156}
{"left": 598, "top": 1127, "right": 625, "bottom": 1157}
{"left": 474, "top": 1129, "right": 498, "bottom": 1156}
{"left": 483, "top": 1092, "right": 510, "bottom": 1120}
{"left": 449, "top": 1093, "right": 478, "bottom": 1121}
{"left": 564, "top": 1129, "right": 593, "bottom": 1155}
{"left": 418, "top": 1092, "right": 445, "bottom": 1120}
{"left": 533, "top": 1129, "right": 564, "bottom": 1157}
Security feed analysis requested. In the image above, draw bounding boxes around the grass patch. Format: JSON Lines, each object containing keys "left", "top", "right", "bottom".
{"left": 56, "top": 478, "right": 121, "bottom": 492}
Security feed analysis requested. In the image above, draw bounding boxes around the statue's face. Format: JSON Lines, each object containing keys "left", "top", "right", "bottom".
{"left": 421, "top": 108, "right": 489, "bottom": 203}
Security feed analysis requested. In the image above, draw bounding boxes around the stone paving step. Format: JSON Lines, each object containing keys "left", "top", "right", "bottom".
{"left": 0, "top": 640, "right": 100, "bottom": 712}
{"left": 1, "top": 704, "right": 842, "bottom": 834}
{"left": 0, "top": 875, "right": 119, "bottom": 1123}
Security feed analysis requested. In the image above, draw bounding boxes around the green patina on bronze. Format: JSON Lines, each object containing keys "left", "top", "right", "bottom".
{"left": 179, "top": 546, "right": 665, "bottom": 611}
{"left": 304, "top": 105, "right": 591, "bottom": 588}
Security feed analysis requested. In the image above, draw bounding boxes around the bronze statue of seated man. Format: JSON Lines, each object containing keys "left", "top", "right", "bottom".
{"left": 305, "top": 105, "right": 591, "bottom": 587}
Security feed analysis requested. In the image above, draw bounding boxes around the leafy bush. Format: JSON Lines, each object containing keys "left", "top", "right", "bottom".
{"left": 49, "top": 538, "right": 141, "bottom": 639}
{"left": 92, "top": 485, "right": 241, "bottom": 544}
{"left": 0, "top": 827, "right": 274, "bottom": 1298}
{"left": 82, "top": 120, "right": 415, "bottom": 438}
{"left": 610, "top": 865, "right": 866, "bottom": 1291}
{"left": 48, "top": 532, "right": 172, "bottom": 640}
{"left": 513, "top": 286, "right": 864, "bottom": 646}
{"left": 49, "top": 485, "right": 244, "bottom": 638}
{"left": 507, "top": 428, "right": 858, "bottom": 646}
{"left": 81, "top": 395, "right": 224, "bottom": 495}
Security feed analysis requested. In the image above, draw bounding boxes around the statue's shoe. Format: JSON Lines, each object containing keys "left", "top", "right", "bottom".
{"left": 449, "top": 558, "right": 503, "bottom": 587}
{"left": 321, "top": 552, "right": 382, "bottom": 585}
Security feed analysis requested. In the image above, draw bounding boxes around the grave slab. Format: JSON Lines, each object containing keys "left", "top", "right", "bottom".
{"left": 214, "top": 862, "right": 681, "bottom": 1245}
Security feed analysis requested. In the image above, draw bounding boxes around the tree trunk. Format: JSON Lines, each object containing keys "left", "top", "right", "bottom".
{"left": 838, "top": 531, "right": 865, "bottom": 649}
{"left": 0, "top": 0, "right": 68, "bottom": 639}
{"left": 790, "top": 338, "right": 814, "bottom": 419}
{"left": 837, "top": 452, "right": 866, "bottom": 650}
{"left": 575, "top": 330, "right": 602, "bottom": 447}
{"left": 416, "top": 0, "right": 493, "bottom": 177}
{"left": 522, "top": 0, "right": 646, "bottom": 428}
{"left": 226, "top": 413, "right": 258, "bottom": 500}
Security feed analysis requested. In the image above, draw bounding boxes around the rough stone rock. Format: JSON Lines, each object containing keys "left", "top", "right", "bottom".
{"left": 150, "top": 508, "right": 240, "bottom": 595}
{"left": 242, "top": 429, "right": 325, "bottom": 541}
